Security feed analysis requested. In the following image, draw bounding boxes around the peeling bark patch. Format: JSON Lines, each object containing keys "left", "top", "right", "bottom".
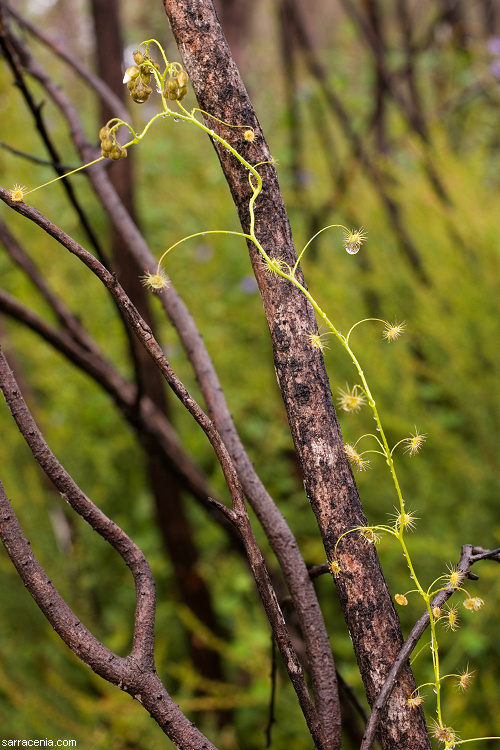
{"left": 272, "top": 321, "right": 290, "bottom": 348}
{"left": 293, "top": 380, "right": 310, "bottom": 404}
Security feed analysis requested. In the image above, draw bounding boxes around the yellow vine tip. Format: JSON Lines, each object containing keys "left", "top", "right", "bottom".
{"left": 457, "top": 666, "right": 474, "bottom": 691}
{"left": 403, "top": 428, "right": 427, "bottom": 456}
{"left": 382, "top": 320, "right": 406, "bottom": 342}
{"left": 330, "top": 559, "right": 342, "bottom": 576}
{"left": 428, "top": 719, "right": 459, "bottom": 746}
{"left": 463, "top": 596, "right": 484, "bottom": 612}
{"left": 307, "top": 330, "right": 329, "bottom": 351}
{"left": 344, "top": 443, "right": 370, "bottom": 471}
{"left": 140, "top": 269, "right": 171, "bottom": 293}
{"left": 343, "top": 227, "right": 368, "bottom": 255}
{"left": 9, "top": 184, "right": 27, "bottom": 202}
{"left": 337, "top": 383, "right": 366, "bottom": 413}
{"left": 407, "top": 691, "right": 424, "bottom": 708}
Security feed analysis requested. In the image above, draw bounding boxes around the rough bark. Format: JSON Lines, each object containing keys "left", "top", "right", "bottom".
{"left": 162, "top": 1, "right": 430, "bottom": 746}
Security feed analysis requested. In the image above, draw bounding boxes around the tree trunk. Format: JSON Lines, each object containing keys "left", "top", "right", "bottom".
{"left": 162, "top": 1, "right": 430, "bottom": 746}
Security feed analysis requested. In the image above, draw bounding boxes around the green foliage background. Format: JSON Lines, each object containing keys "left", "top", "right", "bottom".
{"left": 1, "top": 1, "right": 500, "bottom": 748}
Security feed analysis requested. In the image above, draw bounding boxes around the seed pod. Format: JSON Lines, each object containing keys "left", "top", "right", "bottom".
{"left": 100, "top": 137, "right": 114, "bottom": 152}
{"left": 165, "top": 77, "right": 178, "bottom": 93}
{"left": 131, "top": 90, "right": 145, "bottom": 103}
{"left": 132, "top": 79, "right": 148, "bottom": 100}
{"left": 109, "top": 145, "right": 122, "bottom": 160}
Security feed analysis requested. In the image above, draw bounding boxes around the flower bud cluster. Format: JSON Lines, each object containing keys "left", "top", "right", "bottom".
{"left": 163, "top": 69, "right": 189, "bottom": 101}
{"left": 99, "top": 126, "right": 127, "bottom": 161}
{"left": 123, "top": 50, "right": 160, "bottom": 104}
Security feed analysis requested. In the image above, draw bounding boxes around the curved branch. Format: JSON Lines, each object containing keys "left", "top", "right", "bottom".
{"left": 361, "top": 544, "right": 500, "bottom": 750}
{"left": 0, "top": 346, "right": 155, "bottom": 663}
{"left": 0, "top": 477, "right": 217, "bottom": 750}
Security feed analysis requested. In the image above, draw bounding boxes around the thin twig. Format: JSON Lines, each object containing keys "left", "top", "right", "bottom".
{"left": 361, "top": 544, "right": 500, "bottom": 750}
{"left": 0, "top": 138, "right": 76, "bottom": 170}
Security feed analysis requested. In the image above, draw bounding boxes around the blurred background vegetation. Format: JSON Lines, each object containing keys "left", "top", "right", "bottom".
{"left": 1, "top": 0, "right": 500, "bottom": 747}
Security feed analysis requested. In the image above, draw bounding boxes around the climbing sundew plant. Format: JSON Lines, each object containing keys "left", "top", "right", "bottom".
{"left": 2, "top": 23, "right": 499, "bottom": 750}
{"left": 111, "top": 42, "right": 498, "bottom": 748}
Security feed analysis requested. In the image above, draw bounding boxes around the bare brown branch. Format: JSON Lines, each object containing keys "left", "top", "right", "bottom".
{"left": 0, "top": 349, "right": 218, "bottom": 750}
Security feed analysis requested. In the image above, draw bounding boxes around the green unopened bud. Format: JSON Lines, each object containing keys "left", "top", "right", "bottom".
{"left": 177, "top": 70, "right": 188, "bottom": 87}
{"left": 99, "top": 125, "right": 111, "bottom": 140}
{"left": 177, "top": 85, "right": 188, "bottom": 100}
{"left": 133, "top": 50, "right": 145, "bottom": 65}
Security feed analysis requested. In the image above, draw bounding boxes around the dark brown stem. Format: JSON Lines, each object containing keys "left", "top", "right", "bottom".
{"left": 0, "top": 488, "right": 217, "bottom": 750}
{"left": 0, "top": 347, "right": 156, "bottom": 662}
{"left": 0, "top": 350, "right": 218, "bottom": 750}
